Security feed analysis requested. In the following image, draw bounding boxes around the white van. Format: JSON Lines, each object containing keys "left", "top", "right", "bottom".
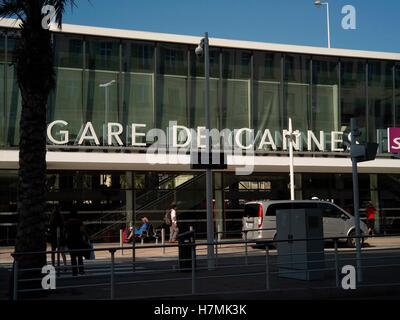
{"left": 242, "top": 200, "right": 368, "bottom": 247}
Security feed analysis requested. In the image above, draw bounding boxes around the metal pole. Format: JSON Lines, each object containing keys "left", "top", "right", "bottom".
{"left": 204, "top": 32, "right": 215, "bottom": 270}
{"left": 288, "top": 118, "right": 295, "bottom": 200}
{"left": 110, "top": 250, "right": 115, "bottom": 300}
{"left": 120, "top": 229, "right": 123, "bottom": 256}
{"left": 161, "top": 228, "right": 166, "bottom": 255}
{"left": 334, "top": 239, "right": 339, "bottom": 288}
{"left": 56, "top": 227, "right": 60, "bottom": 276}
{"left": 244, "top": 231, "right": 248, "bottom": 265}
{"left": 265, "top": 246, "right": 270, "bottom": 291}
{"left": 13, "top": 258, "right": 18, "bottom": 301}
{"left": 191, "top": 244, "right": 196, "bottom": 294}
{"left": 351, "top": 118, "right": 363, "bottom": 283}
{"left": 325, "top": 2, "right": 331, "bottom": 48}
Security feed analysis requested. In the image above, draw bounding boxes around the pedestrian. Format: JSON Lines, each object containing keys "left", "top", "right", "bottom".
{"left": 366, "top": 201, "right": 377, "bottom": 236}
{"left": 65, "top": 208, "right": 88, "bottom": 276}
{"left": 49, "top": 205, "right": 68, "bottom": 271}
{"left": 167, "top": 203, "right": 179, "bottom": 243}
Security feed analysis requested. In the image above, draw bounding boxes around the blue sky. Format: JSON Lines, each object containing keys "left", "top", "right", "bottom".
{"left": 62, "top": 0, "right": 400, "bottom": 53}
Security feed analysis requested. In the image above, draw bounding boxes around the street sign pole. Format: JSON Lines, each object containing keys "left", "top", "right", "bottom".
{"left": 350, "top": 118, "right": 363, "bottom": 283}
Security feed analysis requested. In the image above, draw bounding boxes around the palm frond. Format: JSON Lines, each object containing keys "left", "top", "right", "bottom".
{"left": 45, "top": 0, "right": 76, "bottom": 28}
{"left": 0, "top": 0, "right": 25, "bottom": 20}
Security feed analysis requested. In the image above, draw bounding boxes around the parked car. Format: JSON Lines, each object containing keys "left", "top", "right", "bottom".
{"left": 242, "top": 200, "right": 368, "bottom": 248}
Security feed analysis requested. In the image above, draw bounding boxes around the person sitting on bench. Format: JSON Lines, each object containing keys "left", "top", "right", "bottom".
{"left": 127, "top": 217, "right": 150, "bottom": 241}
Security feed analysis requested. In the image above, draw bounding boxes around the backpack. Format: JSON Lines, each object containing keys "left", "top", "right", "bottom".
{"left": 164, "top": 210, "right": 172, "bottom": 226}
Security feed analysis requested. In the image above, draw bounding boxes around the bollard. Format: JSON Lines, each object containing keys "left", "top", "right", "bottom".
{"left": 13, "top": 258, "right": 18, "bottom": 301}
{"left": 132, "top": 239, "right": 136, "bottom": 272}
{"left": 161, "top": 228, "right": 166, "bottom": 255}
{"left": 110, "top": 250, "right": 116, "bottom": 299}
{"left": 56, "top": 227, "right": 61, "bottom": 277}
{"left": 334, "top": 239, "right": 340, "bottom": 288}
{"left": 265, "top": 246, "right": 270, "bottom": 291}
{"left": 244, "top": 231, "right": 248, "bottom": 265}
{"left": 215, "top": 238, "right": 218, "bottom": 267}
{"left": 120, "top": 229, "right": 124, "bottom": 256}
{"left": 191, "top": 244, "right": 196, "bottom": 295}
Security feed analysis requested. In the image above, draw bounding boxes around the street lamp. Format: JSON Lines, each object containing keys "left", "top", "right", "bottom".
{"left": 99, "top": 80, "right": 116, "bottom": 141}
{"left": 284, "top": 118, "right": 300, "bottom": 201}
{"left": 314, "top": 0, "right": 331, "bottom": 48}
{"left": 196, "top": 32, "right": 215, "bottom": 270}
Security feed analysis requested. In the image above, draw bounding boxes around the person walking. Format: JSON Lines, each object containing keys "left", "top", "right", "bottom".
{"left": 49, "top": 205, "right": 68, "bottom": 270}
{"left": 366, "top": 201, "right": 377, "bottom": 236}
{"left": 168, "top": 203, "right": 179, "bottom": 243}
{"left": 65, "top": 208, "right": 88, "bottom": 276}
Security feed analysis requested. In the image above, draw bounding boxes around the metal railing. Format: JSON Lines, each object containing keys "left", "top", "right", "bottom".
{"left": 7, "top": 232, "right": 400, "bottom": 300}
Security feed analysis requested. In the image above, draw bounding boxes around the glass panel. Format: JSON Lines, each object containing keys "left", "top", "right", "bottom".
{"left": 368, "top": 61, "right": 393, "bottom": 147}
{"left": 396, "top": 63, "right": 400, "bottom": 127}
{"left": 341, "top": 58, "right": 367, "bottom": 141}
{"left": 189, "top": 78, "right": 219, "bottom": 129}
{"left": 51, "top": 69, "right": 84, "bottom": 142}
{"left": 190, "top": 47, "right": 219, "bottom": 129}
{"left": 86, "top": 38, "right": 119, "bottom": 71}
{"left": 122, "top": 72, "right": 154, "bottom": 127}
{"left": 157, "top": 44, "right": 188, "bottom": 129}
{"left": 122, "top": 42, "right": 155, "bottom": 134}
{"left": 54, "top": 35, "right": 83, "bottom": 68}
{"left": 122, "top": 41, "right": 154, "bottom": 73}
{"left": 0, "top": 34, "right": 5, "bottom": 147}
{"left": 285, "top": 54, "right": 311, "bottom": 133}
{"left": 157, "top": 75, "right": 187, "bottom": 129}
{"left": 221, "top": 50, "right": 251, "bottom": 130}
{"left": 5, "top": 64, "right": 21, "bottom": 147}
{"left": 84, "top": 70, "right": 119, "bottom": 138}
{"left": 254, "top": 52, "right": 281, "bottom": 134}
{"left": 312, "top": 57, "right": 339, "bottom": 132}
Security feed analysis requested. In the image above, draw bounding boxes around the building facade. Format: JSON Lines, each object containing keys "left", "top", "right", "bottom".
{"left": 1, "top": 19, "right": 400, "bottom": 244}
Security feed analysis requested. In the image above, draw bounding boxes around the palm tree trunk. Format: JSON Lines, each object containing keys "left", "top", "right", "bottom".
{"left": 14, "top": 13, "right": 55, "bottom": 287}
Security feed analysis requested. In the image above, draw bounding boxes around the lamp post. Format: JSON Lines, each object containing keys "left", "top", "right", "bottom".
{"left": 196, "top": 33, "right": 215, "bottom": 269}
{"left": 99, "top": 80, "right": 116, "bottom": 127}
{"left": 285, "top": 118, "right": 300, "bottom": 201}
{"left": 99, "top": 80, "right": 116, "bottom": 145}
{"left": 314, "top": 0, "right": 331, "bottom": 48}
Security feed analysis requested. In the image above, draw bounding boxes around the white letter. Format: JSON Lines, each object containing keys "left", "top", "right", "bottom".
{"left": 341, "top": 265, "right": 356, "bottom": 290}
{"left": 342, "top": 5, "right": 356, "bottom": 30}
{"left": 47, "top": 120, "right": 69, "bottom": 145}
{"left": 41, "top": 265, "right": 56, "bottom": 290}
{"left": 197, "top": 126, "right": 207, "bottom": 149}
{"left": 235, "top": 128, "right": 254, "bottom": 150}
{"left": 307, "top": 130, "right": 325, "bottom": 151}
{"left": 393, "top": 137, "right": 400, "bottom": 150}
{"left": 132, "top": 124, "right": 147, "bottom": 147}
{"left": 107, "top": 122, "right": 124, "bottom": 146}
{"left": 258, "top": 129, "right": 277, "bottom": 151}
{"left": 173, "top": 125, "right": 191, "bottom": 148}
{"left": 331, "top": 131, "right": 344, "bottom": 152}
{"left": 78, "top": 122, "right": 100, "bottom": 145}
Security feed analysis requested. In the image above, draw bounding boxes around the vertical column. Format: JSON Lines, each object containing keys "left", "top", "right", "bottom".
{"left": 295, "top": 173, "right": 303, "bottom": 200}
{"left": 370, "top": 174, "right": 380, "bottom": 234}
{"left": 125, "top": 171, "right": 133, "bottom": 228}
{"left": 214, "top": 172, "right": 224, "bottom": 240}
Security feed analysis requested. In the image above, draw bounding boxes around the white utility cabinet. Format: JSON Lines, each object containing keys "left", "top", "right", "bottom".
{"left": 276, "top": 208, "right": 325, "bottom": 280}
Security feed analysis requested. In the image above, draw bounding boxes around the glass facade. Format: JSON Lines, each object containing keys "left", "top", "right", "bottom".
{"left": 1, "top": 26, "right": 400, "bottom": 244}
{"left": 0, "top": 28, "right": 398, "bottom": 150}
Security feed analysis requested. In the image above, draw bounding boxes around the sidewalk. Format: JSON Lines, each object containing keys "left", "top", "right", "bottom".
{"left": 1, "top": 236, "right": 400, "bottom": 265}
